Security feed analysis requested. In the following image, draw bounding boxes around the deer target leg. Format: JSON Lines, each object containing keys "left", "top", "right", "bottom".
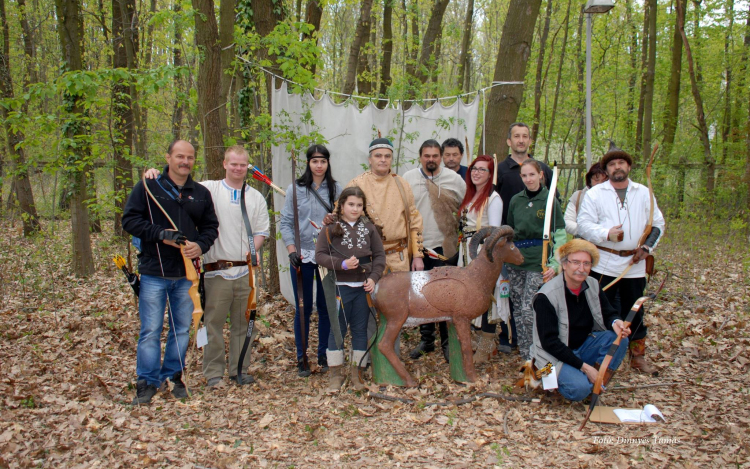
{"left": 453, "top": 319, "right": 477, "bottom": 382}
{"left": 377, "top": 317, "right": 416, "bottom": 387}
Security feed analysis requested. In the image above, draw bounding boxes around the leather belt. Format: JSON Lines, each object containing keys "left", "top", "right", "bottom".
{"left": 596, "top": 246, "right": 636, "bottom": 257}
{"left": 384, "top": 239, "right": 408, "bottom": 256}
{"left": 204, "top": 260, "right": 248, "bottom": 272}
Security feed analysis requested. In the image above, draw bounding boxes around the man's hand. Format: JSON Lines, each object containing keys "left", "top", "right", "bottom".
{"left": 363, "top": 278, "right": 375, "bottom": 292}
{"left": 630, "top": 247, "right": 650, "bottom": 264}
{"left": 581, "top": 363, "right": 598, "bottom": 384}
{"left": 613, "top": 319, "right": 632, "bottom": 339}
{"left": 608, "top": 224, "right": 624, "bottom": 242}
{"left": 144, "top": 168, "right": 161, "bottom": 179}
{"left": 411, "top": 257, "right": 424, "bottom": 271}
{"left": 323, "top": 213, "right": 336, "bottom": 225}
{"left": 542, "top": 266, "right": 556, "bottom": 282}
{"left": 159, "top": 229, "right": 187, "bottom": 246}
{"left": 288, "top": 252, "right": 302, "bottom": 269}
{"left": 344, "top": 255, "right": 359, "bottom": 270}
{"left": 181, "top": 240, "right": 202, "bottom": 259}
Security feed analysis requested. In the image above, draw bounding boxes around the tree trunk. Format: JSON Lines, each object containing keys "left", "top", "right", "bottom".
{"left": 635, "top": 1, "right": 650, "bottom": 156}
{"left": 641, "top": 0, "right": 657, "bottom": 162}
{"left": 250, "top": 0, "right": 285, "bottom": 295}
{"left": 732, "top": 4, "right": 749, "bottom": 134}
{"left": 484, "top": 0, "right": 543, "bottom": 158}
{"left": 342, "top": 0, "right": 373, "bottom": 96}
{"left": 356, "top": 19, "right": 373, "bottom": 95}
{"left": 377, "top": 0, "right": 393, "bottom": 107}
{"left": 574, "top": 5, "right": 585, "bottom": 162}
{"left": 171, "top": 2, "right": 185, "bottom": 140}
{"left": 192, "top": 0, "right": 229, "bottom": 179}
{"left": 543, "top": 0, "right": 571, "bottom": 165}
{"left": 721, "top": 0, "right": 734, "bottom": 165}
{"left": 112, "top": 0, "right": 136, "bottom": 238}
{"left": 677, "top": 0, "right": 714, "bottom": 195}
{"left": 626, "top": 0, "right": 638, "bottom": 149}
{"left": 304, "top": 0, "right": 323, "bottom": 76}
{"left": 409, "top": 0, "right": 419, "bottom": 65}
{"left": 412, "top": 0, "right": 450, "bottom": 86}
{"left": 0, "top": 0, "right": 40, "bottom": 235}
{"left": 531, "top": 0, "right": 553, "bottom": 153}
{"left": 456, "top": 0, "right": 474, "bottom": 92}
{"left": 55, "top": 0, "right": 94, "bottom": 276}
{"left": 662, "top": 0, "right": 683, "bottom": 160}
{"left": 17, "top": 0, "right": 37, "bottom": 85}
{"left": 220, "top": 0, "right": 236, "bottom": 137}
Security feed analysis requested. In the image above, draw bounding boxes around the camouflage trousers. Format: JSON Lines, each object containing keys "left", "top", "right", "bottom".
{"left": 508, "top": 266, "right": 544, "bottom": 360}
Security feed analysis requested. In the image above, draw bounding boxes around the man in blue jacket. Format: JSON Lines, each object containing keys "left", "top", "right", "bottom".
{"left": 122, "top": 140, "right": 219, "bottom": 404}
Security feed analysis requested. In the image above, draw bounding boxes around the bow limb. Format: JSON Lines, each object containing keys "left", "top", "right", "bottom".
{"left": 236, "top": 253, "right": 257, "bottom": 385}
{"left": 291, "top": 151, "right": 309, "bottom": 370}
{"left": 541, "top": 164, "right": 559, "bottom": 279}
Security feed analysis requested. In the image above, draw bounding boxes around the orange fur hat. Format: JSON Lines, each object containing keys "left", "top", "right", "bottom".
{"left": 555, "top": 239, "right": 600, "bottom": 267}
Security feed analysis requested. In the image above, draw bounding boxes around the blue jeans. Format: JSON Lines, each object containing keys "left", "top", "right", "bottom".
{"left": 136, "top": 274, "right": 194, "bottom": 386}
{"left": 291, "top": 263, "right": 331, "bottom": 360}
{"left": 557, "top": 330, "right": 629, "bottom": 402}
{"left": 327, "top": 285, "right": 369, "bottom": 352}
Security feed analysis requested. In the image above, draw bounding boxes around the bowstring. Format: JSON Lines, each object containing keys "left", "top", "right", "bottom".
{"left": 144, "top": 180, "right": 188, "bottom": 398}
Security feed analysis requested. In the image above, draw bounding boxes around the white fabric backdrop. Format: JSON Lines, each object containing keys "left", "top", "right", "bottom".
{"left": 271, "top": 81, "right": 480, "bottom": 304}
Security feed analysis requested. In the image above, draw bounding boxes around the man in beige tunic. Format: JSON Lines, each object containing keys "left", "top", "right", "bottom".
{"left": 345, "top": 138, "right": 424, "bottom": 273}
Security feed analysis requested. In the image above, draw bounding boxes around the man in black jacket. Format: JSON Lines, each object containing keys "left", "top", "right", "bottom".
{"left": 122, "top": 140, "right": 219, "bottom": 404}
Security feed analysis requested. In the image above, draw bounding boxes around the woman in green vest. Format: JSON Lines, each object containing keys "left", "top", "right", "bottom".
{"left": 506, "top": 159, "right": 566, "bottom": 360}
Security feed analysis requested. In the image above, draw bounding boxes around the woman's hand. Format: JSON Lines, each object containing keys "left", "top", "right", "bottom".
{"left": 343, "top": 255, "right": 359, "bottom": 270}
{"left": 542, "top": 266, "right": 556, "bottom": 282}
{"left": 363, "top": 278, "right": 375, "bottom": 292}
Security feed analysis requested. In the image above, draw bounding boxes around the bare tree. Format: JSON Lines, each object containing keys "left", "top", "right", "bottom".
{"left": 457, "top": 0, "right": 474, "bottom": 91}
{"left": 377, "top": 0, "right": 393, "bottom": 107}
{"left": 343, "top": 0, "right": 373, "bottom": 96}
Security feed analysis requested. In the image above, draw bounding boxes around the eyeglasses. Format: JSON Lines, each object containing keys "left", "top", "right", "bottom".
{"left": 566, "top": 259, "right": 592, "bottom": 268}
{"left": 471, "top": 167, "right": 490, "bottom": 174}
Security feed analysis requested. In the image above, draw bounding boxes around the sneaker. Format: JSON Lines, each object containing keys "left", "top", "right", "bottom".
{"left": 230, "top": 374, "right": 255, "bottom": 385}
{"left": 171, "top": 372, "right": 188, "bottom": 399}
{"left": 318, "top": 355, "right": 329, "bottom": 373}
{"left": 297, "top": 358, "right": 311, "bottom": 377}
{"left": 206, "top": 377, "right": 222, "bottom": 387}
{"left": 498, "top": 344, "right": 512, "bottom": 354}
{"left": 132, "top": 379, "right": 157, "bottom": 405}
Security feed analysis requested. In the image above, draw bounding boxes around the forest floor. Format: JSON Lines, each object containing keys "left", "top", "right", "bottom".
{"left": 0, "top": 218, "right": 748, "bottom": 468}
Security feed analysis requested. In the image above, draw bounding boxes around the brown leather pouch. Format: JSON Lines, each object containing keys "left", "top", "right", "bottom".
{"left": 645, "top": 255, "right": 655, "bottom": 276}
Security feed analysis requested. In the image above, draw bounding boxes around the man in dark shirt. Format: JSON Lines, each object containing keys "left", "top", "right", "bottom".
{"left": 530, "top": 239, "right": 631, "bottom": 402}
{"left": 122, "top": 140, "right": 219, "bottom": 404}
{"left": 494, "top": 123, "right": 554, "bottom": 352}
{"left": 441, "top": 138, "right": 468, "bottom": 180}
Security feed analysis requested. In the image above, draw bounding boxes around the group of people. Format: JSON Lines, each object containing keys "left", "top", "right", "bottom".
{"left": 122, "top": 121, "right": 664, "bottom": 404}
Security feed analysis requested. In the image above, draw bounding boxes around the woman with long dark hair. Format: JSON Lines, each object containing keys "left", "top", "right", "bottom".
{"left": 280, "top": 144, "right": 342, "bottom": 377}
{"left": 457, "top": 155, "right": 504, "bottom": 363}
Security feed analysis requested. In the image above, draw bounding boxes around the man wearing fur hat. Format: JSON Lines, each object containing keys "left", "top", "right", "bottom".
{"left": 531, "top": 239, "right": 631, "bottom": 402}
{"left": 577, "top": 144, "right": 665, "bottom": 375}
{"left": 403, "top": 139, "right": 466, "bottom": 361}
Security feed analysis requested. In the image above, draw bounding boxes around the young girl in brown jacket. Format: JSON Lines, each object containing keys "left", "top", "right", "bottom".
{"left": 315, "top": 186, "right": 386, "bottom": 392}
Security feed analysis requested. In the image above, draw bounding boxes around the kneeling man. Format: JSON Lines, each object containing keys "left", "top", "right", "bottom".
{"left": 531, "top": 239, "right": 631, "bottom": 401}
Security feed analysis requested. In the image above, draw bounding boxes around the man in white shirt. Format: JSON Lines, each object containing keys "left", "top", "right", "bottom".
{"left": 577, "top": 145, "right": 664, "bottom": 375}
{"left": 403, "top": 139, "right": 466, "bottom": 362}
{"left": 144, "top": 146, "right": 270, "bottom": 386}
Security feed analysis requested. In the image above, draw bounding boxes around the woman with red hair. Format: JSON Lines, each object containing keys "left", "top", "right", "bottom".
{"left": 457, "top": 155, "right": 505, "bottom": 363}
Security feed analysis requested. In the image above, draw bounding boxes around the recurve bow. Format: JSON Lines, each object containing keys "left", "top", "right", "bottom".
{"left": 142, "top": 174, "right": 203, "bottom": 396}
{"left": 603, "top": 144, "right": 658, "bottom": 292}
{"left": 236, "top": 181, "right": 259, "bottom": 385}
{"left": 541, "top": 162, "right": 559, "bottom": 280}
{"left": 291, "top": 150, "right": 309, "bottom": 371}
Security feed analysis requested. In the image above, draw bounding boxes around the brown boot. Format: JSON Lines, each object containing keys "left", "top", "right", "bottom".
{"left": 326, "top": 366, "right": 346, "bottom": 393}
{"left": 473, "top": 332, "right": 496, "bottom": 364}
{"left": 350, "top": 366, "right": 366, "bottom": 391}
{"left": 629, "top": 338, "right": 659, "bottom": 376}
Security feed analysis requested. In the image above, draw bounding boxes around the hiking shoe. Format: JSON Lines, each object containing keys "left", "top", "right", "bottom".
{"left": 171, "top": 372, "right": 188, "bottom": 399}
{"left": 132, "top": 379, "right": 157, "bottom": 405}
{"left": 318, "top": 355, "right": 329, "bottom": 373}
{"left": 206, "top": 377, "right": 222, "bottom": 387}
{"left": 297, "top": 358, "right": 311, "bottom": 377}
{"left": 497, "top": 344, "right": 512, "bottom": 354}
{"left": 230, "top": 374, "right": 255, "bottom": 385}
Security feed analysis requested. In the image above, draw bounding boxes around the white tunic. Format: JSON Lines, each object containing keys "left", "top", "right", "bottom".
{"left": 577, "top": 179, "right": 665, "bottom": 278}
